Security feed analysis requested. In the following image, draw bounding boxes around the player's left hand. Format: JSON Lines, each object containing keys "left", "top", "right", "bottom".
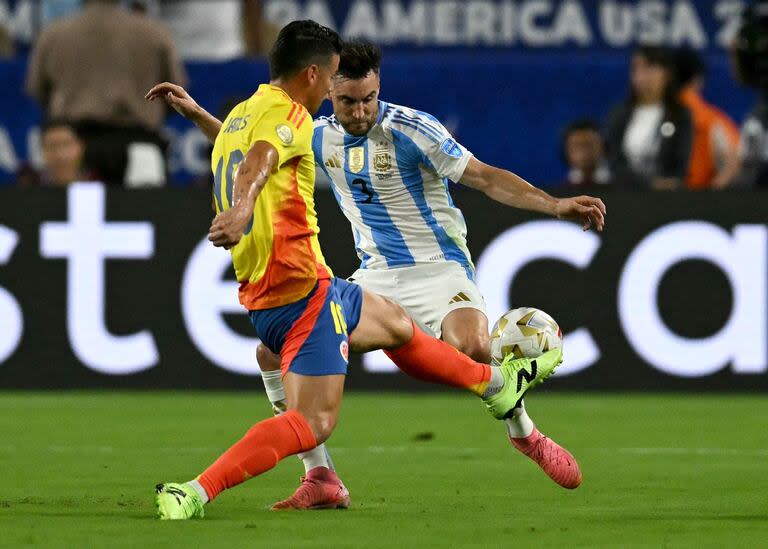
{"left": 145, "top": 82, "right": 202, "bottom": 121}
{"left": 208, "top": 207, "right": 251, "bottom": 249}
{"left": 555, "top": 196, "right": 606, "bottom": 232}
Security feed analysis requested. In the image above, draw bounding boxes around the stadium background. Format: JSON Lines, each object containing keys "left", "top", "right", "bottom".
{"left": 0, "top": 0, "right": 764, "bottom": 390}
{"left": 0, "top": 0, "right": 760, "bottom": 184}
{"left": 2, "top": 2, "right": 768, "bottom": 547}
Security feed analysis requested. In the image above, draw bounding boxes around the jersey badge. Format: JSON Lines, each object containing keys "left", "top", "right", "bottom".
{"left": 276, "top": 124, "right": 294, "bottom": 145}
{"left": 348, "top": 147, "right": 365, "bottom": 173}
{"left": 440, "top": 138, "right": 462, "bottom": 158}
{"left": 373, "top": 151, "right": 392, "bottom": 172}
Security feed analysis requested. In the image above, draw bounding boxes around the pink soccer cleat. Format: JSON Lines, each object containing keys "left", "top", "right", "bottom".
{"left": 270, "top": 467, "right": 351, "bottom": 510}
{"left": 510, "top": 427, "right": 582, "bottom": 489}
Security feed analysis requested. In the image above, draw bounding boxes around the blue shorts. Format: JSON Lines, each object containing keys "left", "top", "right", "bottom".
{"left": 249, "top": 277, "right": 363, "bottom": 376}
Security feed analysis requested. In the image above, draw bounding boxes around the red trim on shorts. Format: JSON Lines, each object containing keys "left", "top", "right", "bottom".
{"left": 280, "top": 279, "right": 331, "bottom": 376}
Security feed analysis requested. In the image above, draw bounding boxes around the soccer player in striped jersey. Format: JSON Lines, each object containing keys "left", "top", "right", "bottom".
{"left": 148, "top": 39, "right": 605, "bottom": 513}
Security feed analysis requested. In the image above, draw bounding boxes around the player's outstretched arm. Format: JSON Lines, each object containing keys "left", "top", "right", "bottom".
{"left": 145, "top": 82, "right": 223, "bottom": 143}
{"left": 208, "top": 141, "right": 278, "bottom": 249}
{"left": 459, "top": 157, "right": 606, "bottom": 232}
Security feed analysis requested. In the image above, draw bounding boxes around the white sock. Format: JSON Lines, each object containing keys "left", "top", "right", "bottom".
{"left": 297, "top": 444, "right": 333, "bottom": 472}
{"left": 505, "top": 400, "right": 535, "bottom": 439}
{"left": 482, "top": 366, "right": 505, "bottom": 398}
{"left": 187, "top": 479, "right": 209, "bottom": 504}
{"left": 261, "top": 369, "right": 334, "bottom": 473}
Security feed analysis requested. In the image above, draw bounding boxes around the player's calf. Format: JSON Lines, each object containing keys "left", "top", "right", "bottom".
{"left": 282, "top": 372, "right": 345, "bottom": 445}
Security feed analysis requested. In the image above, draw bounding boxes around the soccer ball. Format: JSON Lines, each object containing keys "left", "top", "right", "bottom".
{"left": 489, "top": 307, "right": 563, "bottom": 366}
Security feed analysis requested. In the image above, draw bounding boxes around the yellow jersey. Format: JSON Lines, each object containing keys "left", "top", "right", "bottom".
{"left": 211, "top": 83, "right": 331, "bottom": 310}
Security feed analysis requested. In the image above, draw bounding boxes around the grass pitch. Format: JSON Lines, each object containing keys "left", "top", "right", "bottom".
{"left": 1, "top": 392, "right": 767, "bottom": 548}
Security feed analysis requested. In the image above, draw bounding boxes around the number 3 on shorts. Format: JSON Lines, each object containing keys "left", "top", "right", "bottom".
{"left": 329, "top": 301, "right": 347, "bottom": 336}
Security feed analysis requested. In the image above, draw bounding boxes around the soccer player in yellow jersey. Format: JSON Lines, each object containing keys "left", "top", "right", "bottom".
{"left": 151, "top": 21, "right": 600, "bottom": 520}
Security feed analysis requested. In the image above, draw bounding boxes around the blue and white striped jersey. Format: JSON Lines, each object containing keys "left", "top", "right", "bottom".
{"left": 313, "top": 100, "right": 475, "bottom": 278}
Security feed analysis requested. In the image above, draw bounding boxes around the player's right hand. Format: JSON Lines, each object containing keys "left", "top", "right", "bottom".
{"left": 145, "top": 82, "right": 201, "bottom": 120}
{"left": 208, "top": 207, "right": 251, "bottom": 249}
{"left": 555, "top": 196, "right": 607, "bottom": 232}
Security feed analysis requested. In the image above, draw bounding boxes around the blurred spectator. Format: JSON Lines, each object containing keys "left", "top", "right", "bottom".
{"left": 41, "top": 0, "right": 83, "bottom": 26}
{"left": 159, "top": 0, "right": 275, "bottom": 60}
{"left": 561, "top": 119, "right": 611, "bottom": 188}
{"left": 25, "top": 0, "right": 187, "bottom": 186}
{"left": 605, "top": 46, "right": 692, "bottom": 190}
{"left": 739, "top": 105, "right": 768, "bottom": 189}
{"left": 675, "top": 48, "right": 741, "bottom": 190}
{"left": 17, "top": 120, "right": 91, "bottom": 187}
{"left": 243, "top": 1, "right": 279, "bottom": 57}
{"left": 127, "top": 0, "right": 151, "bottom": 15}
{"left": 160, "top": 1, "right": 242, "bottom": 60}
{"left": 0, "top": 23, "right": 13, "bottom": 57}
{"left": 731, "top": 1, "right": 768, "bottom": 189}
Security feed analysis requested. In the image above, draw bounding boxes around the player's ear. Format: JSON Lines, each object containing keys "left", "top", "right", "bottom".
{"left": 305, "top": 64, "right": 319, "bottom": 85}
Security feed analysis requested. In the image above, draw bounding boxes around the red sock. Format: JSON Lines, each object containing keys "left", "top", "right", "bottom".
{"left": 384, "top": 321, "right": 491, "bottom": 396}
{"left": 198, "top": 410, "right": 317, "bottom": 501}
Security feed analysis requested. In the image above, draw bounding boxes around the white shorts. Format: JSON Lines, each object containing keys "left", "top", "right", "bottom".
{"left": 348, "top": 262, "right": 487, "bottom": 338}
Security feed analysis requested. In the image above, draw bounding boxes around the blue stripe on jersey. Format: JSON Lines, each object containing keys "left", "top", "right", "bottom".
{"left": 375, "top": 101, "right": 388, "bottom": 125}
{"left": 390, "top": 117, "right": 442, "bottom": 144}
{"left": 393, "top": 109, "right": 446, "bottom": 141}
{"left": 442, "top": 178, "right": 456, "bottom": 207}
{"left": 353, "top": 228, "right": 371, "bottom": 268}
{"left": 390, "top": 129, "right": 473, "bottom": 279}
{"left": 316, "top": 126, "right": 374, "bottom": 269}
{"left": 343, "top": 134, "right": 415, "bottom": 268}
{"left": 312, "top": 125, "right": 331, "bottom": 179}
{"left": 391, "top": 111, "right": 444, "bottom": 142}
{"left": 413, "top": 109, "right": 442, "bottom": 125}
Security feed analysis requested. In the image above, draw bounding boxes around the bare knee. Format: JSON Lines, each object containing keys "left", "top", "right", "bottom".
{"left": 457, "top": 335, "right": 490, "bottom": 363}
{"left": 256, "top": 344, "right": 281, "bottom": 372}
{"left": 381, "top": 300, "right": 414, "bottom": 347}
{"left": 304, "top": 412, "right": 337, "bottom": 444}
{"left": 448, "top": 333, "right": 490, "bottom": 364}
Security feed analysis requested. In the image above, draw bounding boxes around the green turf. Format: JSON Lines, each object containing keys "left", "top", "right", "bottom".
{"left": 1, "top": 392, "right": 767, "bottom": 548}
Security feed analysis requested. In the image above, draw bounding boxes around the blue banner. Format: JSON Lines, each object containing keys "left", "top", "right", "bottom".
{"left": 0, "top": 1, "right": 755, "bottom": 52}
{"left": 263, "top": 0, "right": 751, "bottom": 52}
{"left": 0, "top": 52, "right": 757, "bottom": 186}
{"left": 0, "top": 1, "right": 760, "bottom": 185}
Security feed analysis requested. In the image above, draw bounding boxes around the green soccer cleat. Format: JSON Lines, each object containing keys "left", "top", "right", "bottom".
{"left": 155, "top": 482, "right": 205, "bottom": 520}
{"left": 483, "top": 348, "right": 563, "bottom": 420}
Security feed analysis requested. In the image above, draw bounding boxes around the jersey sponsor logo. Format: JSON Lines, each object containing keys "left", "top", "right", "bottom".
{"left": 440, "top": 137, "right": 462, "bottom": 158}
{"left": 348, "top": 147, "right": 365, "bottom": 173}
{"left": 373, "top": 151, "right": 392, "bottom": 172}
{"left": 276, "top": 124, "right": 294, "bottom": 145}
{"left": 325, "top": 154, "right": 342, "bottom": 169}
